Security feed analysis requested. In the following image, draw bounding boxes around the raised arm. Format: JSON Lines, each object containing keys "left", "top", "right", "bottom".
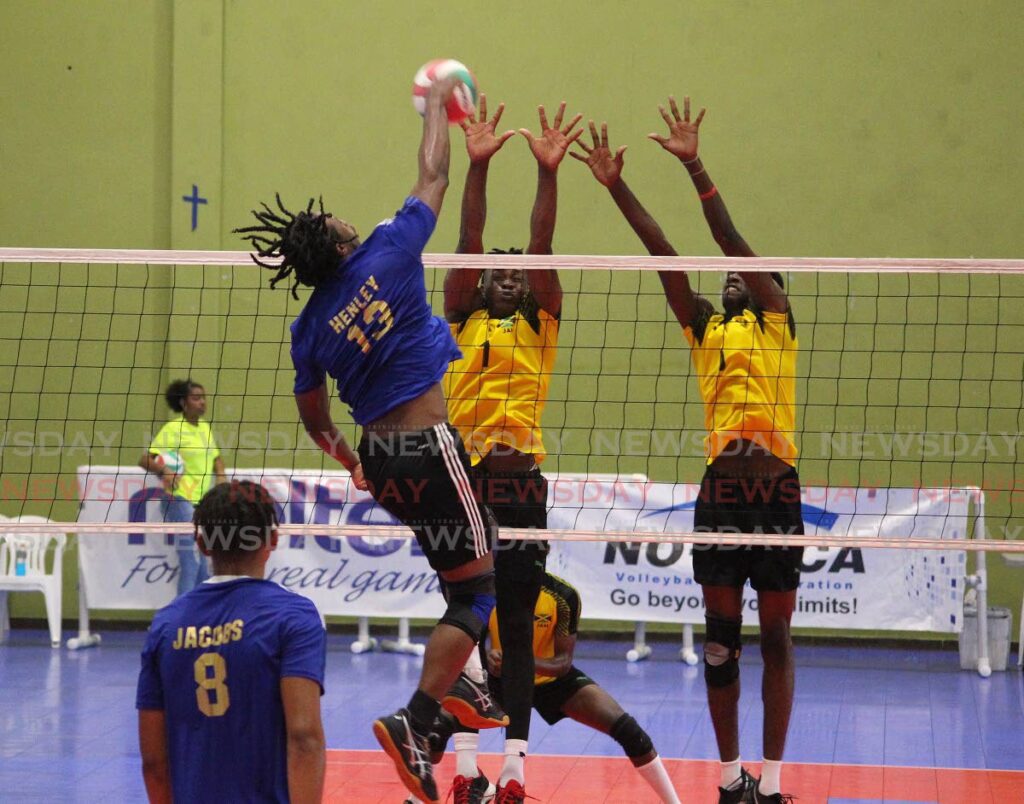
{"left": 444, "top": 94, "right": 515, "bottom": 322}
{"left": 572, "top": 121, "right": 710, "bottom": 329}
{"left": 294, "top": 384, "right": 367, "bottom": 490}
{"left": 409, "top": 77, "right": 460, "bottom": 218}
{"left": 519, "top": 102, "right": 582, "bottom": 316}
{"left": 650, "top": 95, "right": 786, "bottom": 313}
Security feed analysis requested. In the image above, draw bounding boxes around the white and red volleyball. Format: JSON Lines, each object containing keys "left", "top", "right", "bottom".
{"left": 411, "top": 59, "right": 478, "bottom": 124}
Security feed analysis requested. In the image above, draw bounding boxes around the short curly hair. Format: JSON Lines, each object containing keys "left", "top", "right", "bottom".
{"left": 164, "top": 379, "right": 202, "bottom": 413}
{"left": 193, "top": 480, "right": 279, "bottom": 557}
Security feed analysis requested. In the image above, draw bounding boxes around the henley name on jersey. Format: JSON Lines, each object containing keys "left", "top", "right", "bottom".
{"left": 328, "top": 274, "right": 381, "bottom": 333}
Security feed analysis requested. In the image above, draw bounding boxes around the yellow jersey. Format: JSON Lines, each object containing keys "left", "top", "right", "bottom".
{"left": 683, "top": 307, "right": 798, "bottom": 466}
{"left": 149, "top": 415, "right": 221, "bottom": 504}
{"left": 444, "top": 305, "right": 558, "bottom": 465}
{"left": 489, "top": 572, "right": 580, "bottom": 686}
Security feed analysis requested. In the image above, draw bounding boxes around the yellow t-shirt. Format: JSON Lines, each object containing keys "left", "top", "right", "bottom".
{"left": 149, "top": 415, "right": 221, "bottom": 504}
{"left": 444, "top": 306, "right": 558, "bottom": 465}
{"left": 683, "top": 307, "right": 798, "bottom": 466}
{"left": 489, "top": 573, "right": 580, "bottom": 686}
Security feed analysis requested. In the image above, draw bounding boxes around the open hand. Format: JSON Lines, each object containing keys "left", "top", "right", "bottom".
{"left": 570, "top": 121, "right": 627, "bottom": 187}
{"left": 519, "top": 102, "right": 584, "bottom": 172}
{"left": 460, "top": 93, "right": 515, "bottom": 164}
{"left": 648, "top": 95, "right": 705, "bottom": 161}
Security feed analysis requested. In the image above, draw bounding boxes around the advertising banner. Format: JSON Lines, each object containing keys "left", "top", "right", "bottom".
{"left": 76, "top": 468, "right": 966, "bottom": 631}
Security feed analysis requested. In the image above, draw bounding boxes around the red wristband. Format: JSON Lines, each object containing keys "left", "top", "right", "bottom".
{"left": 699, "top": 186, "right": 719, "bottom": 201}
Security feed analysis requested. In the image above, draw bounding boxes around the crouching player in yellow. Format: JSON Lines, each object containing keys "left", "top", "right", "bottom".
{"left": 424, "top": 572, "right": 681, "bottom": 804}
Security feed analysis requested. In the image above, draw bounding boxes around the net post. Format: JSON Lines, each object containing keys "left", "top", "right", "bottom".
{"left": 66, "top": 539, "right": 101, "bottom": 651}
{"left": 969, "top": 488, "right": 992, "bottom": 677}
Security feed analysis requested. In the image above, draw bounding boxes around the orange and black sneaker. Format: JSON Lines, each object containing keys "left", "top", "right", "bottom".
{"left": 372, "top": 708, "right": 438, "bottom": 804}
{"left": 442, "top": 673, "right": 509, "bottom": 730}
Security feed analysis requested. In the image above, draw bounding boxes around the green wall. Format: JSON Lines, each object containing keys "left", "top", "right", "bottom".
{"left": 1, "top": 0, "right": 1022, "bottom": 627}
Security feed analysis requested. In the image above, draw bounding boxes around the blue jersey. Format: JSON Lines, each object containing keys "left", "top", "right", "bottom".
{"left": 289, "top": 196, "right": 461, "bottom": 425}
{"left": 136, "top": 578, "right": 326, "bottom": 804}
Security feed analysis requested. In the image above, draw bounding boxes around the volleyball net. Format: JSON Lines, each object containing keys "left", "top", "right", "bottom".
{"left": 1, "top": 248, "right": 1022, "bottom": 531}
{"left": 1, "top": 248, "right": 1022, "bottom": 663}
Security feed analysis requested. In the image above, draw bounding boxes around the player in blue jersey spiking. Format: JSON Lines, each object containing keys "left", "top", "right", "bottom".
{"left": 235, "top": 77, "right": 499, "bottom": 804}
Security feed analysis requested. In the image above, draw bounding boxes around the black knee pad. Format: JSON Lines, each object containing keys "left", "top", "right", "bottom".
{"left": 438, "top": 571, "right": 496, "bottom": 641}
{"left": 704, "top": 614, "right": 742, "bottom": 688}
{"left": 610, "top": 713, "right": 654, "bottom": 759}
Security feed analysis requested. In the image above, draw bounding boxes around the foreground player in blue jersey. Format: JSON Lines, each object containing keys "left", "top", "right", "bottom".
{"left": 234, "top": 77, "right": 498, "bottom": 804}
{"left": 136, "top": 480, "right": 326, "bottom": 803}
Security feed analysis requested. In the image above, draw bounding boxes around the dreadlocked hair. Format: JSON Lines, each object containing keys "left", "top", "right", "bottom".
{"left": 233, "top": 194, "right": 340, "bottom": 299}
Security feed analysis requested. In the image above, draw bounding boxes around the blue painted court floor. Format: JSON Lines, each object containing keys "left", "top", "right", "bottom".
{"left": 0, "top": 629, "right": 1022, "bottom": 802}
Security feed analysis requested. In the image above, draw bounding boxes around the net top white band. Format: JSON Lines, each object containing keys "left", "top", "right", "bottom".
{"left": 2, "top": 247, "right": 1023, "bottom": 274}
{"left": 3, "top": 521, "right": 1022, "bottom": 552}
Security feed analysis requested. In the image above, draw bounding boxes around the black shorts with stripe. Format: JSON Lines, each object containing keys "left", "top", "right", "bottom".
{"left": 358, "top": 424, "right": 495, "bottom": 572}
{"left": 487, "top": 665, "right": 595, "bottom": 725}
{"left": 471, "top": 465, "right": 549, "bottom": 586}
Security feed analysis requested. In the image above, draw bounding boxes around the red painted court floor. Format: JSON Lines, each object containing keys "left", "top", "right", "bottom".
{"left": 324, "top": 749, "right": 1024, "bottom": 803}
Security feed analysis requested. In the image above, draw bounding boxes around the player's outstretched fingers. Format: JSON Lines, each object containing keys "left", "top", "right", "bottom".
{"left": 563, "top": 112, "right": 583, "bottom": 136}
{"left": 551, "top": 101, "right": 566, "bottom": 130}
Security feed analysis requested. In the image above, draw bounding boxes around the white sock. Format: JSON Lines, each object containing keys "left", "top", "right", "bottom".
{"left": 453, "top": 732, "right": 480, "bottom": 779}
{"left": 759, "top": 759, "right": 782, "bottom": 795}
{"left": 499, "top": 738, "right": 528, "bottom": 786}
{"left": 635, "top": 755, "right": 680, "bottom": 803}
{"left": 720, "top": 757, "right": 742, "bottom": 789}
{"left": 462, "top": 648, "right": 486, "bottom": 684}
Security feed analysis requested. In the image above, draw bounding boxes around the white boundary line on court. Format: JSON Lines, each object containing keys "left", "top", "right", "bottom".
{"left": 326, "top": 747, "right": 1024, "bottom": 774}
{"left": 2, "top": 247, "right": 1024, "bottom": 274}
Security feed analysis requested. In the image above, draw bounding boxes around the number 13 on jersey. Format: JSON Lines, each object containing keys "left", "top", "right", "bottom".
{"left": 347, "top": 300, "right": 394, "bottom": 354}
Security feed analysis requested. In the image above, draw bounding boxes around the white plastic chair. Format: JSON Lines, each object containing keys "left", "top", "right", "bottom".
{"left": 0, "top": 516, "right": 67, "bottom": 647}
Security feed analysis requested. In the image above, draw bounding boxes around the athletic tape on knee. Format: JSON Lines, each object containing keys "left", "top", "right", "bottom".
{"left": 610, "top": 713, "right": 654, "bottom": 759}
{"left": 438, "top": 571, "right": 496, "bottom": 641}
{"left": 704, "top": 614, "right": 742, "bottom": 688}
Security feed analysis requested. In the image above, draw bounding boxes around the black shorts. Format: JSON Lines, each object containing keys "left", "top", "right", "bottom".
{"left": 471, "top": 464, "right": 549, "bottom": 585}
{"left": 487, "top": 666, "right": 595, "bottom": 725}
{"left": 358, "top": 424, "right": 495, "bottom": 573}
{"left": 692, "top": 466, "right": 804, "bottom": 592}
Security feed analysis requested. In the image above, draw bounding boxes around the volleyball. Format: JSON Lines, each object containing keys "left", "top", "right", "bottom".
{"left": 157, "top": 450, "right": 184, "bottom": 475}
{"left": 411, "top": 58, "right": 477, "bottom": 124}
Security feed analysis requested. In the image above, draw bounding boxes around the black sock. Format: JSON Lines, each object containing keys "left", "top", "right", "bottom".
{"left": 407, "top": 689, "right": 440, "bottom": 734}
